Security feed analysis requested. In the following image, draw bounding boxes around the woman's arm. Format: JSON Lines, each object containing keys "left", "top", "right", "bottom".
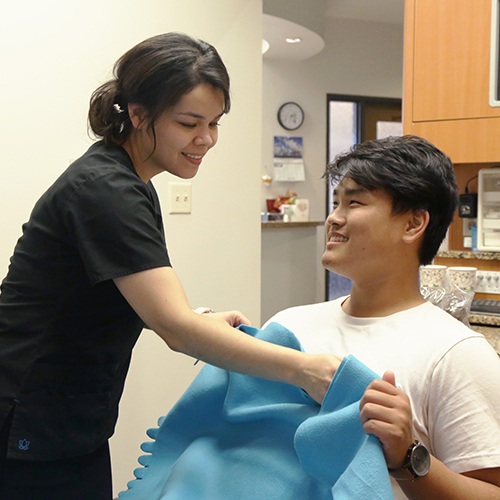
{"left": 114, "top": 266, "right": 341, "bottom": 403}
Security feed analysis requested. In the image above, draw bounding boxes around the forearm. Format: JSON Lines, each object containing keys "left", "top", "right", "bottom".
{"left": 158, "top": 309, "right": 339, "bottom": 404}
{"left": 161, "top": 309, "right": 304, "bottom": 383}
{"left": 397, "top": 457, "right": 500, "bottom": 500}
{"left": 114, "top": 267, "right": 339, "bottom": 403}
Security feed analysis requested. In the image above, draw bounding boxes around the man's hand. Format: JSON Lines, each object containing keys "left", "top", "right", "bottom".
{"left": 359, "top": 370, "right": 414, "bottom": 469}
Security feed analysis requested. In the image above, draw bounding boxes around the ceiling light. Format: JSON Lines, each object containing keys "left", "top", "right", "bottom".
{"left": 262, "top": 39, "right": 270, "bottom": 54}
{"left": 285, "top": 37, "right": 302, "bottom": 44}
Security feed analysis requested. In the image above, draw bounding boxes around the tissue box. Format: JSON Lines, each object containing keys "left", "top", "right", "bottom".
{"left": 281, "top": 199, "right": 309, "bottom": 222}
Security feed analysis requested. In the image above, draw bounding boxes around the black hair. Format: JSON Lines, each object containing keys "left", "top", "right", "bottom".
{"left": 325, "top": 135, "right": 458, "bottom": 264}
{"left": 88, "top": 32, "right": 230, "bottom": 146}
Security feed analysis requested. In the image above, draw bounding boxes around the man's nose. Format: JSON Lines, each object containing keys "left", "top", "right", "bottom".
{"left": 326, "top": 205, "right": 346, "bottom": 226}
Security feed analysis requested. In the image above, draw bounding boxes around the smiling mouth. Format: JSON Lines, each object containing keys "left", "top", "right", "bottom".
{"left": 329, "top": 235, "right": 348, "bottom": 243}
{"left": 183, "top": 153, "right": 203, "bottom": 160}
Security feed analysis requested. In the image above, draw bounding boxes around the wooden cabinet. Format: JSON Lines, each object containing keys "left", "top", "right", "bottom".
{"left": 403, "top": 0, "right": 500, "bottom": 163}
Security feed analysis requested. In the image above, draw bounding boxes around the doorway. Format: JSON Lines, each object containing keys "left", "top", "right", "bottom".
{"left": 326, "top": 94, "right": 402, "bottom": 300}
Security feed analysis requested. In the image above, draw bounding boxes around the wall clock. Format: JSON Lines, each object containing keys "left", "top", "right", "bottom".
{"left": 277, "top": 101, "right": 304, "bottom": 131}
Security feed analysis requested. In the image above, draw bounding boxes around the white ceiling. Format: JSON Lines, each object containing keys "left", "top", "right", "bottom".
{"left": 325, "top": 0, "right": 404, "bottom": 25}
{"left": 263, "top": 15, "right": 325, "bottom": 61}
{"left": 263, "top": 0, "right": 404, "bottom": 60}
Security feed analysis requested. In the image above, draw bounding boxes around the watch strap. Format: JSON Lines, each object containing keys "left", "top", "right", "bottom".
{"left": 389, "top": 463, "right": 417, "bottom": 481}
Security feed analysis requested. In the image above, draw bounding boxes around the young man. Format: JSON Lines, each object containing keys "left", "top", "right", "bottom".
{"left": 265, "top": 135, "right": 500, "bottom": 499}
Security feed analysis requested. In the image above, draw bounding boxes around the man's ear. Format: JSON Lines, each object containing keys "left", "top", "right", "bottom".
{"left": 403, "top": 209, "right": 430, "bottom": 244}
{"left": 127, "top": 103, "right": 149, "bottom": 130}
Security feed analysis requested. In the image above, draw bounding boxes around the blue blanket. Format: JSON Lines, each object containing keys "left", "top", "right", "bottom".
{"left": 118, "top": 323, "right": 393, "bottom": 499}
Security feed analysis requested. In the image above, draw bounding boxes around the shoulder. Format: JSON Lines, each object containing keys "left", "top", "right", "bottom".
{"left": 263, "top": 298, "right": 346, "bottom": 353}
{"left": 265, "top": 297, "right": 345, "bottom": 328}
{"left": 68, "top": 142, "right": 141, "bottom": 190}
{"left": 392, "top": 304, "right": 499, "bottom": 403}
{"left": 47, "top": 142, "right": 153, "bottom": 211}
{"left": 396, "top": 301, "right": 482, "bottom": 344}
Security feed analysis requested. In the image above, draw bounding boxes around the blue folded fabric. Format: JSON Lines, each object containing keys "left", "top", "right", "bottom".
{"left": 118, "top": 323, "right": 393, "bottom": 499}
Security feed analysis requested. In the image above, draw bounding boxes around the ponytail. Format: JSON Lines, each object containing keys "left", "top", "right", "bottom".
{"left": 88, "top": 80, "right": 132, "bottom": 145}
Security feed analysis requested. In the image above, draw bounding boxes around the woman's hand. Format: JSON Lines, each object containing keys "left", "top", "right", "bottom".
{"left": 207, "top": 313, "right": 341, "bottom": 404}
{"left": 359, "top": 370, "right": 414, "bottom": 468}
{"left": 298, "top": 352, "right": 343, "bottom": 404}
{"left": 206, "top": 310, "right": 252, "bottom": 327}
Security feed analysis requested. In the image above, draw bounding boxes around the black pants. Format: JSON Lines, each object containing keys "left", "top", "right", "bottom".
{"left": 0, "top": 408, "right": 113, "bottom": 500}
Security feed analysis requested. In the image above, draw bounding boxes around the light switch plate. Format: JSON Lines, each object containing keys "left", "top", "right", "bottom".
{"left": 169, "top": 182, "right": 192, "bottom": 214}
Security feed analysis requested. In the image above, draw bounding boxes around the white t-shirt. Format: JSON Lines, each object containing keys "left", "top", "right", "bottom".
{"left": 265, "top": 297, "right": 500, "bottom": 499}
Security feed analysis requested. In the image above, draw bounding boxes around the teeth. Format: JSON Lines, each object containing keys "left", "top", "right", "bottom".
{"left": 184, "top": 153, "right": 203, "bottom": 159}
{"left": 330, "top": 235, "right": 348, "bottom": 242}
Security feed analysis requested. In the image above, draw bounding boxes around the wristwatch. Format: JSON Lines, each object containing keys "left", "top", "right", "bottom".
{"left": 194, "top": 307, "right": 215, "bottom": 314}
{"left": 389, "top": 440, "right": 431, "bottom": 481}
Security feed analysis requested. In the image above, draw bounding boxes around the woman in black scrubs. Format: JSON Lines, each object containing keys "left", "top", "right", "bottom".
{"left": 0, "top": 32, "right": 340, "bottom": 499}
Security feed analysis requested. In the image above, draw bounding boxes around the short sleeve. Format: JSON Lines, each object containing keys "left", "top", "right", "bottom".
{"left": 65, "top": 169, "right": 170, "bottom": 285}
{"left": 427, "top": 337, "right": 500, "bottom": 473}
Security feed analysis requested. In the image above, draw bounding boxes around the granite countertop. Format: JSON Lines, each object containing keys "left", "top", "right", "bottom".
{"left": 437, "top": 250, "right": 500, "bottom": 260}
{"left": 469, "top": 316, "right": 500, "bottom": 353}
{"left": 469, "top": 313, "right": 500, "bottom": 327}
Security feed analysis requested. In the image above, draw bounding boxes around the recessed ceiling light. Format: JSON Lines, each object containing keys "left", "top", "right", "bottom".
{"left": 285, "top": 37, "right": 302, "bottom": 44}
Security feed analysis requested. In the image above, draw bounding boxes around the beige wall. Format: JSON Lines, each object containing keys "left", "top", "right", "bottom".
{"left": 0, "top": 0, "right": 262, "bottom": 496}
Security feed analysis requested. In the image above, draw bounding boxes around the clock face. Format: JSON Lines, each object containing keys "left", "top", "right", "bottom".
{"left": 411, "top": 444, "right": 431, "bottom": 476}
{"left": 278, "top": 102, "right": 304, "bottom": 130}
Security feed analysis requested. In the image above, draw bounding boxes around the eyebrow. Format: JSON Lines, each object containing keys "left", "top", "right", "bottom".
{"left": 176, "top": 111, "right": 224, "bottom": 120}
{"left": 333, "top": 186, "right": 368, "bottom": 197}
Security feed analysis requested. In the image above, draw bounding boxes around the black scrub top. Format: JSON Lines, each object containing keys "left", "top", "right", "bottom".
{"left": 0, "top": 141, "right": 171, "bottom": 460}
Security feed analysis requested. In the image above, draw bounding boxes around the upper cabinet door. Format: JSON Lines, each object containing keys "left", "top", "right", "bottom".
{"left": 410, "top": 0, "right": 497, "bottom": 122}
{"left": 403, "top": 0, "right": 500, "bottom": 163}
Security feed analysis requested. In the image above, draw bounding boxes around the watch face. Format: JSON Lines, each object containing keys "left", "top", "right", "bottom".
{"left": 411, "top": 444, "right": 431, "bottom": 476}
{"left": 278, "top": 102, "right": 304, "bottom": 130}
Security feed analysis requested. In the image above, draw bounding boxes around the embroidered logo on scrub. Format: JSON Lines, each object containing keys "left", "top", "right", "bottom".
{"left": 18, "top": 438, "right": 30, "bottom": 451}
